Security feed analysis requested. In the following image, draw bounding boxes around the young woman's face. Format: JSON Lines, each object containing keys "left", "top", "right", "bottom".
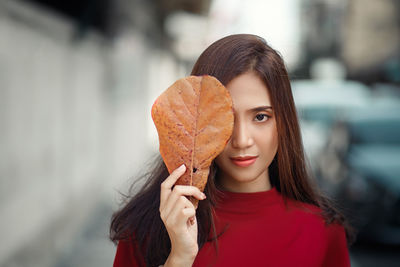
{"left": 215, "top": 71, "right": 278, "bottom": 192}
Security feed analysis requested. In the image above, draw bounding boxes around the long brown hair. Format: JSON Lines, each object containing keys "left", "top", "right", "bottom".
{"left": 110, "top": 34, "right": 356, "bottom": 266}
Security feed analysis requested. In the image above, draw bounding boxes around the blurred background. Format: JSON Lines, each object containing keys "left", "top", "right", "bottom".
{"left": 0, "top": 0, "right": 399, "bottom": 266}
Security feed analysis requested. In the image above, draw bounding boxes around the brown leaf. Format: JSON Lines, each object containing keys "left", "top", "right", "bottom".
{"left": 151, "top": 75, "right": 234, "bottom": 192}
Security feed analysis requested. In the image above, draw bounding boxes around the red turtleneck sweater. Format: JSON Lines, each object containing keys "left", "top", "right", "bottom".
{"left": 113, "top": 187, "right": 351, "bottom": 267}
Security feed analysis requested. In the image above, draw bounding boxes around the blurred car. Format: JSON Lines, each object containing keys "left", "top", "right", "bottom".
{"left": 292, "top": 79, "right": 400, "bottom": 245}
{"left": 292, "top": 79, "right": 371, "bottom": 168}
{"left": 315, "top": 105, "right": 400, "bottom": 245}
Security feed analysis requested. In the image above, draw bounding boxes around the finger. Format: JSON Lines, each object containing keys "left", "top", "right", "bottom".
{"left": 163, "top": 164, "right": 186, "bottom": 189}
{"left": 160, "top": 164, "right": 186, "bottom": 209}
{"left": 184, "top": 208, "right": 196, "bottom": 226}
{"left": 162, "top": 185, "right": 205, "bottom": 219}
{"left": 163, "top": 186, "right": 197, "bottom": 220}
{"left": 164, "top": 196, "right": 196, "bottom": 229}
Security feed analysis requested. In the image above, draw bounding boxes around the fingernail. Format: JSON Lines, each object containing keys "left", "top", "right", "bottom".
{"left": 178, "top": 164, "right": 186, "bottom": 171}
{"left": 202, "top": 193, "right": 206, "bottom": 199}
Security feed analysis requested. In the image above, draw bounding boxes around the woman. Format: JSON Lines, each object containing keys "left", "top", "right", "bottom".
{"left": 110, "top": 34, "right": 355, "bottom": 267}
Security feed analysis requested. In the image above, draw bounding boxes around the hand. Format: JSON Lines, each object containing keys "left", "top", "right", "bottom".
{"left": 160, "top": 164, "right": 206, "bottom": 267}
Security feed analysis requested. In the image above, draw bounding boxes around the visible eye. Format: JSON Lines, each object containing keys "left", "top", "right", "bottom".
{"left": 254, "top": 113, "right": 270, "bottom": 122}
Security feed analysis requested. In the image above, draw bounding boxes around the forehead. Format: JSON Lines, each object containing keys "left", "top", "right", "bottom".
{"left": 226, "top": 72, "right": 272, "bottom": 110}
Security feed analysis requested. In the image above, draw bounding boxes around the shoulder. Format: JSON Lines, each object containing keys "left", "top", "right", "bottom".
{"left": 272, "top": 198, "right": 351, "bottom": 266}
{"left": 283, "top": 197, "right": 323, "bottom": 222}
{"left": 284, "top": 199, "right": 344, "bottom": 236}
{"left": 282, "top": 199, "right": 350, "bottom": 265}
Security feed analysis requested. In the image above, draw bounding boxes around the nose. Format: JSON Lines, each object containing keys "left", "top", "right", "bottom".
{"left": 231, "top": 119, "right": 254, "bottom": 149}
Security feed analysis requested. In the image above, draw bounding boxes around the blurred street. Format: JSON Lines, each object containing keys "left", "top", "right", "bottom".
{"left": 53, "top": 198, "right": 115, "bottom": 267}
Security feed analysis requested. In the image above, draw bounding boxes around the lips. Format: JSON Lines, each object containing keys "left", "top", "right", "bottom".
{"left": 230, "top": 156, "right": 258, "bottom": 167}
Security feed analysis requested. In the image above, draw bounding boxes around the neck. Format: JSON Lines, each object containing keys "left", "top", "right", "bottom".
{"left": 217, "top": 173, "right": 272, "bottom": 193}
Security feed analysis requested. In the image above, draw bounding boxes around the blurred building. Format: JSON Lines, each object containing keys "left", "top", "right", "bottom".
{"left": 298, "top": 0, "right": 400, "bottom": 84}
{"left": 0, "top": 0, "right": 212, "bottom": 266}
{"left": 342, "top": 0, "right": 400, "bottom": 84}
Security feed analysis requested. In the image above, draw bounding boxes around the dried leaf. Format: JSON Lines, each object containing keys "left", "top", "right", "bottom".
{"left": 151, "top": 75, "right": 234, "bottom": 192}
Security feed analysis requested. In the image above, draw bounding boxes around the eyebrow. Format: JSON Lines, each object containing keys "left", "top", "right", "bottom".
{"left": 249, "top": 105, "right": 273, "bottom": 112}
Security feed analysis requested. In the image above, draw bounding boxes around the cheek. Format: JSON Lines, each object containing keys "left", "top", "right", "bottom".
{"left": 257, "top": 126, "right": 278, "bottom": 152}
{"left": 272, "top": 138, "right": 279, "bottom": 158}
{"left": 271, "top": 128, "right": 279, "bottom": 149}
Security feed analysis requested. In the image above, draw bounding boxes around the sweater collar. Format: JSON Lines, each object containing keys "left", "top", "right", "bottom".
{"left": 215, "top": 187, "right": 281, "bottom": 214}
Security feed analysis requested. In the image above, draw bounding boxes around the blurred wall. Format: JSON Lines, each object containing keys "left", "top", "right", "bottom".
{"left": 0, "top": 0, "right": 110, "bottom": 265}
{"left": 0, "top": 0, "right": 184, "bottom": 266}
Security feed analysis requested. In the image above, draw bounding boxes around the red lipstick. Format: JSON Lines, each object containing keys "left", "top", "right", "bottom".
{"left": 230, "top": 156, "right": 258, "bottom": 167}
